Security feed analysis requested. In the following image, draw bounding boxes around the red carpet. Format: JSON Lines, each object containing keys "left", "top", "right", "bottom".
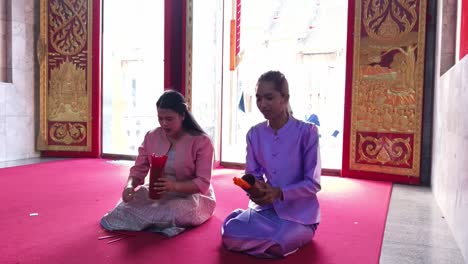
{"left": 0, "top": 159, "right": 392, "bottom": 264}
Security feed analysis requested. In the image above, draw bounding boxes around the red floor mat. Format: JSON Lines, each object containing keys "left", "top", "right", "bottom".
{"left": 0, "top": 159, "right": 392, "bottom": 264}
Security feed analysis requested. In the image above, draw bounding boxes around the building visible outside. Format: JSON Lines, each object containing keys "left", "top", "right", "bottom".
{"left": 102, "top": 0, "right": 164, "bottom": 155}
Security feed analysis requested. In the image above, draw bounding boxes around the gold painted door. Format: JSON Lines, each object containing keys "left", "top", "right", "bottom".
{"left": 37, "top": 0, "right": 101, "bottom": 157}
{"left": 342, "top": 0, "right": 427, "bottom": 183}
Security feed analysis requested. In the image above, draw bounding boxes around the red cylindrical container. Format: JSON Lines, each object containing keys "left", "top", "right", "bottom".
{"left": 148, "top": 154, "right": 168, "bottom": 200}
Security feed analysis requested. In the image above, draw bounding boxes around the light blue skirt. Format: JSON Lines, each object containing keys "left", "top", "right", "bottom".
{"left": 221, "top": 208, "right": 318, "bottom": 258}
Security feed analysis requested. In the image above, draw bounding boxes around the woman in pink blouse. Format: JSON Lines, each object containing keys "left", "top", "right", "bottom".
{"left": 101, "top": 90, "right": 216, "bottom": 237}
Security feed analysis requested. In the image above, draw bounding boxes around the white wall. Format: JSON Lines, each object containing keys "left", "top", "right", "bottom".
{"left": 432, "top": 56, "right": 468, "bottom": 262}
{"left": 425, "top": 0, "right": 468, "bottom": 260}
{"left": 0, "top": 0, "right": 39, "bottom": 162}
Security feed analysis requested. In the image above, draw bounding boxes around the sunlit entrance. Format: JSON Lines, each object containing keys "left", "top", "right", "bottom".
{"left": 218, "top": 0, "right": 348, "bottom": 169}
{"left": 102, "top": 0, "right": 165, "bottom": 156}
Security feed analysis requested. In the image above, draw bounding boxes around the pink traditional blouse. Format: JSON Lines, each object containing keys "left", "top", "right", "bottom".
{"left": 129, "top": 127, "right": 215, "bottom": 196}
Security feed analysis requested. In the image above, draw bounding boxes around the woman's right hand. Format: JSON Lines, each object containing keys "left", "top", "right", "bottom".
{"left": 122, "top": 176, "right": 141, "bottom": 203}
{"left": 250, "top": 181, "right": 282, "bottom": 205}
{"left": 122, "top": 186, "right": 136, "bottom": 203}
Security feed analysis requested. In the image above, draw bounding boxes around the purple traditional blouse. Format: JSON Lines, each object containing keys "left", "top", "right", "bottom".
{"left": 245, "top": 116, "right": 321, "bottom": 225}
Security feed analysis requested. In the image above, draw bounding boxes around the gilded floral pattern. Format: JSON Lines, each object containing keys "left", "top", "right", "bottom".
{"left": 38, "top": 0, "right": 92, "bottom": 151}
{"left": 357, "top": 133, "right": 412, "bottom": 167}
{"left": 49, "top": 0, "right": 87, "bottom": 55}
{"left": 349, "top": 0, "right": 426, "bottom": 177}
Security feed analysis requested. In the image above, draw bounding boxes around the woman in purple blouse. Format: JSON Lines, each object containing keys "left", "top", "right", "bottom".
{"left": 222, "top": 71, "right": 321, "bottom": 258}
{"left": 101, "top": 90, "right": 216, "bottom": 237}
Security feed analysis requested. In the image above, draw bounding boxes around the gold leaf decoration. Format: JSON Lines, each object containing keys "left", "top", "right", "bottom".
{"left": 357, "top": 133, "right": 412, "bottom": 166}
{"left": 49, "top": 122, "right": 87, "bottom": 145}
{"left": 363, "top": 0, "right": 417, "bottom": 43}
{"left": 49, "top": 0, "right": 87, "bottom": 55}
{"left": 48, "top": 59, "right": 87, "bottom": 121}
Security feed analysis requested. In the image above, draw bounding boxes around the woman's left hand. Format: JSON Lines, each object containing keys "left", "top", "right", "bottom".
{"left": 154, "top": 178, "right": 177, "bottom": 194}
{"left": 250, "top": 182, "right": 282, "bottom": 205}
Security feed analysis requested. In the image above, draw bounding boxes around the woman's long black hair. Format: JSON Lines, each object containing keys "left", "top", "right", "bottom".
{"left": 156, "top": 90, "right": 206, "bottom": 135}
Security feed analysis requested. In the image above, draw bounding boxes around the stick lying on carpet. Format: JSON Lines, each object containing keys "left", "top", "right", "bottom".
{"left": 98, "top": 232, "right": 135, "bottom": 244}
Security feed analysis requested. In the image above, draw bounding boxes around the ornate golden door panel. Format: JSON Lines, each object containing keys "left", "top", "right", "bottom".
{"left": 342, "top": 0, "right": 427, "bottom": 183}
{"left": 37, "top": 0, "right": 101, "bottom": 156}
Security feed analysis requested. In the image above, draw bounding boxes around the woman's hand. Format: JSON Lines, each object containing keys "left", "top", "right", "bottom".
{"left": 122, "top": 177, "right": 141, "bottom": 203}
{"left": 250, "top": 181, "right": 283, "bottom": 205}
{"left": 154, "top": 178, "right": 177, "bottom": 194}
{"left": 122, "top": 185, "right": 136, "bottom": 203}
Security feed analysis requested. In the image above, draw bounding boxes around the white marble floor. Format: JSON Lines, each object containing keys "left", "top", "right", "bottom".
{"left": 0, "top": 158, "right": 465, "bottom": 263}
{"left": 380, "top": 184, "right": 465, "bottom": 264}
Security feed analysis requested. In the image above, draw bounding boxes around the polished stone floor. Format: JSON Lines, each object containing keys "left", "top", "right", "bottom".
{"left": 0, "top": 158, "right": 465, "bottom": 263}
{"left": 380, "top": 184, "right": 464, "bottom": 264}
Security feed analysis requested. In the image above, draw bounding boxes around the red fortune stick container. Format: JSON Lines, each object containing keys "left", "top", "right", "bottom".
{"left": 148, "top": 154, "right": 168, "bottom": 200}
